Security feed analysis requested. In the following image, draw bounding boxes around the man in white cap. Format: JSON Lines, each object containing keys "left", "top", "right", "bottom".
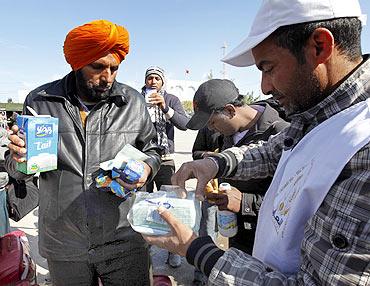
{"left": 142, "top": 0, "right": 370, "bottom": 285}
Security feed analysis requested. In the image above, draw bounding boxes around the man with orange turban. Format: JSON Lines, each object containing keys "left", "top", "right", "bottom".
{"left": 6, "top": 20, "right": 161, "bottom": 285}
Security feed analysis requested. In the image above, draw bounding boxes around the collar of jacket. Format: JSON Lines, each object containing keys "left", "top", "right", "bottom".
{"left": 246, "top": 103, "right": 283, "bottom": 134}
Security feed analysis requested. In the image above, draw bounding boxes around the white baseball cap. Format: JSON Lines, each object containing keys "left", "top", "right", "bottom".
{"left": 222, "top": 0, "right": 367, "bottom": 67}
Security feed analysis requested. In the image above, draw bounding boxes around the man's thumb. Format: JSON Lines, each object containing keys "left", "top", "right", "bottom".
{"left": 158, "top": 206, "right": 182, "bottom": 233}
{"left": 157, "top": 206, "right": 174, "bottom": 223}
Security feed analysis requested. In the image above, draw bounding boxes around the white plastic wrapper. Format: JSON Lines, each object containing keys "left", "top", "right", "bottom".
{"left": 100, "top": 144, "right": 150, "bottom": 171}
{"left": 127, "top": 185, "right": 200, "bottom": 235}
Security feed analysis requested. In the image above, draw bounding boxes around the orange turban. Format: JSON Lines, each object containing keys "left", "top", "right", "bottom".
{"left": 63, "top": 20, "right": 129, "bottom": 71}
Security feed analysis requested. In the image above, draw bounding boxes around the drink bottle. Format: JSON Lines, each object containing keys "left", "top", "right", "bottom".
{"left": 217, "top": 182, "right": 238, "bottom": 237}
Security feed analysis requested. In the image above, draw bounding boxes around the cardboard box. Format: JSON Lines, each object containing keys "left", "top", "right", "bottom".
{"left": 16, "top": 115, "right": 58, "bottom": 174}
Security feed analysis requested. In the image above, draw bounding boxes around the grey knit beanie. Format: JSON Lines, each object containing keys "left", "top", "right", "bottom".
{"left": 145, "top": 66, "right": 165, "bottom": 83}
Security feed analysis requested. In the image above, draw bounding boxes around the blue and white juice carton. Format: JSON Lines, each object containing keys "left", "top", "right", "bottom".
{"left": 16, "top": 115, "right": 58, "bottom": 174}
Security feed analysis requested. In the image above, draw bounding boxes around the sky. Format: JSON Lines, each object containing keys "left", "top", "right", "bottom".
{"left": 1, "top": 0, "right": 369, "bottom": 103}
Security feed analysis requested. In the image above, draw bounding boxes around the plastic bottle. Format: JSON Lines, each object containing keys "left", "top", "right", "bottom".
{"left": 217, "top": 182, "right": 238, "bottom": 238}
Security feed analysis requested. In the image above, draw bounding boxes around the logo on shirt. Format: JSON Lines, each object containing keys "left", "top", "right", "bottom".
{"left": 272, "top": 160, "right": 313, "bottom": 236}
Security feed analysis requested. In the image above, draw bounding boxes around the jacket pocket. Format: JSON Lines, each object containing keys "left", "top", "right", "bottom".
{"left": 329, "top": 210, "right": 369, "bottom": 255}
{"left": 303, "top": 210, "right": 369, "bottom": 285}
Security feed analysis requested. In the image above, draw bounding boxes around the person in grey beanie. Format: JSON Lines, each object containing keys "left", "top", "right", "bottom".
{"left": 142, "top": 66, "right": 189, "bottom": 268}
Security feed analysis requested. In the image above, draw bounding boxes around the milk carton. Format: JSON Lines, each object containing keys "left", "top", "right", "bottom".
{"left": 16, "top": 115, "right": 58, "bottom": 174}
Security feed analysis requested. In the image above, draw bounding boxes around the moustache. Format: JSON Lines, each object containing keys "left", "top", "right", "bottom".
{"left": 271, "top": 91, "right": 283, "bottom": 99}
{"left": 93, "top": 84, "right": 112, "bottom": 92}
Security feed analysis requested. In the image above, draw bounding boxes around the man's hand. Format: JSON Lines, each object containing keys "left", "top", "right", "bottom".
{"left": 148, "top": 92, "right": 166, "bottom": 110}
{"left": 116, "top": 161, "right": 151, "bottom": 190}
{"left": 206, "top": 186, "right": 242, "bottom": 213}
{"left": 142, "top": 206, "right": 198, "bottom": 257}
{"left": 171, "top": 158, "right": 218, "bottom": 200}
{"left": 8, "top": 125, "right": 27, "bottom": 162}
{"left": 201, "top": 151, "right": 217, "bottom": 158}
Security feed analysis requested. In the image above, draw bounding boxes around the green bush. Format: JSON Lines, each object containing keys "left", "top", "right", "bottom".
{"left": 181, "top": 100, "right": 193, "bottom": 115}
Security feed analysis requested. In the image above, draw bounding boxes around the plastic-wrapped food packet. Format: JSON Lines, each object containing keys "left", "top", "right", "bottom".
{"left": 111, "top": 159, "right": 144, "bottom": 183}
{"left": 95, "top": 160, "right": 144, "bottom": 200}
{"left": 95, "top": 144, "right": 148, "bottom": 200}
{"left": 127, "top": 185, "right": 200, "bottom": 235}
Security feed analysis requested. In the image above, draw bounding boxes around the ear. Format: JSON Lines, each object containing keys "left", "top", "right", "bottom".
{"left": 223, "top": 104, "right": 236, "bottom": 118}
{"left": 305, "top": 28, "right": 334, "bottom": 65}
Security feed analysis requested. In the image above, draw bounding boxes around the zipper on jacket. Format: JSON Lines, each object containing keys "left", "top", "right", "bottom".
{"left": 82, "top": 100, "right": 109, "bottom": 191}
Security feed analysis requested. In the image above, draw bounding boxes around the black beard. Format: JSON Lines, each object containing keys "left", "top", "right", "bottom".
{"left": 273, "top": 68, "right": 325, "bottom": 116}
{"left": 75, "top": 70, "right": 111, "bottom": 102}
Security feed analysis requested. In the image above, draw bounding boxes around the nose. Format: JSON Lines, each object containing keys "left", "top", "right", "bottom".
{"left": 146, "top": 78, "right": 157, "bottom": 87}
{"left": 100, "top": 68, "right": 114, "bottom": 85}
{"left": 261, "top": 73, "right": 273, "bottom": 95}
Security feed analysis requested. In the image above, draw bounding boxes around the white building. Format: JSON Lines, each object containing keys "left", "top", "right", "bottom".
{"left": 166, "top": 79, "right": 203, "bottom": 101}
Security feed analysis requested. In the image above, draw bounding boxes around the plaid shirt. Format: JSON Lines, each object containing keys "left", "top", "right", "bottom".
{"left": 187, "top": 55, "right": 370, "bottom": 285}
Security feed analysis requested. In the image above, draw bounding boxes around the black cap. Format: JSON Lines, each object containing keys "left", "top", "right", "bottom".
{"left": 186, "top": 79, "right": 239, "bottom": 130}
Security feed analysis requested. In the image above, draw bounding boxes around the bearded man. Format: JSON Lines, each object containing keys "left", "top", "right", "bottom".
{"left": 143, "top": 0, "right": 370, "bottom": 285}
{"left": 6, "top": 20, "right": 161, "bottom": 285}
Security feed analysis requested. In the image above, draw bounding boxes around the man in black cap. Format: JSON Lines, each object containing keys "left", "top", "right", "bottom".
{"left": 189, "top": 78, "right": 289, "bottom": 251}
{"left": 189, "top": 79, "right": 289, "bottom": 285}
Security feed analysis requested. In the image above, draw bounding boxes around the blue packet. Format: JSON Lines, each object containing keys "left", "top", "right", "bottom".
{"left": 96, "top": 159, "right": 143, "bottom": 200}
{"left": 111, "top": 160, "right": 144, "bottom": 183}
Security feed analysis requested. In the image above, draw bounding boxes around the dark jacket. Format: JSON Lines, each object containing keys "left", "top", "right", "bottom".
{"left": 222, "top": 103, "right": 289, "bottom": 254}
{"left": 162, "top": 91, "right": 189, "bottom": 153}
{"left": 141, "top": 89, "right": 189, "bottom": 154}
{"left": 5, "top": 72, "right": 161, "bottom": 260}
{"left": 192, "top": 128, "right": 223, "bottom": 160}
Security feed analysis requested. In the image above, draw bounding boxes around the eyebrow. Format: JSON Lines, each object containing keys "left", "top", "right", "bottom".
{"left": 256, "top": 60, "right": 271, "bottom": 71}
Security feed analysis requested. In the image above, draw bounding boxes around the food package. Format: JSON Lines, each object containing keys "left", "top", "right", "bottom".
{"left": 127, "top": 185, "right": 200, "bottom": 235}
{"left": 204, "top": 178, "right": 218, "bottom": 203}
{"left": 96, "top": 144, "right": 148, "bottom": 199}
